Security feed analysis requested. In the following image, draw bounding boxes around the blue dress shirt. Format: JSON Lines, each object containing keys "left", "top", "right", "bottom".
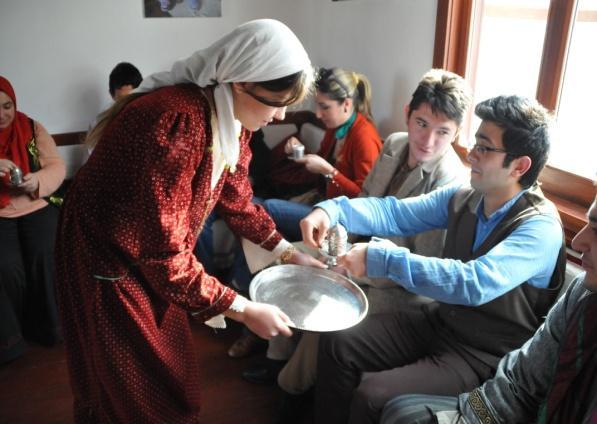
{"left": 315, "top": 184, "right": 563, "bottom": 306}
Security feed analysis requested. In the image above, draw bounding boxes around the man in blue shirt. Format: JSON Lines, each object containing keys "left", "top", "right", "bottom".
{"left": 380, "top": 192, "right": 596, "bottom": 424}
{"left": 300, "top": 95, "right": 566, "bottom": 424}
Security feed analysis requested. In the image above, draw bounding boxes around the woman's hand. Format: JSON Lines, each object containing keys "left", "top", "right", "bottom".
{"left": 19, "top": 173, "right": 40, "bottom": 194}
{"left": 284, "top": 136, "right": 303, "bottom": 155}
{"left": 237, "top": 301, "right": 294, "bottom": 339}
{"left": 286, "top": 248, "right": 326, "bottom": 268}
{"left": 336, "top": 242, "right": 368, "bottom": 277}
{"left": 0, "top": 159, "right": 16, "bottom": 178}
{"left": 295, "top": 154, "right": 334, "bottom": 175}
{"left": 300, "top": 208, "right": 331, "bottom": 248}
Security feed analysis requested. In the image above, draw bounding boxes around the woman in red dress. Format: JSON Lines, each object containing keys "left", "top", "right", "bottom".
{"left": 54, "top": 19, "right": 322, "bottom": 423}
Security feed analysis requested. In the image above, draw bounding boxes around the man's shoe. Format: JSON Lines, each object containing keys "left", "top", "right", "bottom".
{"left": 227, "top": 332, "right": 266, "bottom": 358}
{"left": 242, "top": 358, "right": 286, "bottom": 385}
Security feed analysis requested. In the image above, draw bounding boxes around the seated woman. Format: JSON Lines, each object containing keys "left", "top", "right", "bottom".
{"left": 263, "top": 67, "right": 383, "bottom": 241}
{"left": 0, "top": 76, "right": 66, "bottom": 364}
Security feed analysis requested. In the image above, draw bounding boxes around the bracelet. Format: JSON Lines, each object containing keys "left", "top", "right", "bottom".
{"left": 279, "top": 245, "right": 296, "bottom": 264}
{"left": 229, "top": 294, "right": 249, "bottom": 313}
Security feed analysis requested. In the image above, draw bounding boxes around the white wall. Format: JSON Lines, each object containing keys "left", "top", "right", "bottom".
{"left": 0, "top": 0, "right": 436, "bottom": 137}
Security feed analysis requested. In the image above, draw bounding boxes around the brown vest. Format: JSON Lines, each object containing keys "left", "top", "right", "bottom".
{"left": 436, "top": 184, "right": 566, "bottom": 368}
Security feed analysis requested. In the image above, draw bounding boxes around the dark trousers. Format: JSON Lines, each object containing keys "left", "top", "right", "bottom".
{"left": 0, "top": 205, "right": 61, "bottom": 364}
{"left": 315, "top": 309, "right": 489, "bottom": 424}
{"left": 380, "top": 394, "right": 460, "bottom": 424}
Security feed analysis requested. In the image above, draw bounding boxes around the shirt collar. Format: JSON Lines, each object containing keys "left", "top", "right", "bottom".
{"left": 476, "top": 189, "right": 528, "bottom": 223}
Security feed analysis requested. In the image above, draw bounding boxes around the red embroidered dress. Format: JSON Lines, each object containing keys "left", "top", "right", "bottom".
{"left": 55, "top": 84, "right": 281, "bottom": 422}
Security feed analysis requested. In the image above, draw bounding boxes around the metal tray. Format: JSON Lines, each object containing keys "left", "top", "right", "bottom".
{"left": 249, "top": 264, "right": 368, "bottom": 332}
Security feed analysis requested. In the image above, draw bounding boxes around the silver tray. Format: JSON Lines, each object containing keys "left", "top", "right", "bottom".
{"left": 249, "top": 264, "right": 368, "bottom": 332}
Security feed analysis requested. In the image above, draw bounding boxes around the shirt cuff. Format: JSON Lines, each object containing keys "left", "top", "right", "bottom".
{"left": 313, "top": 199, "right": 340, "bottom": 226}
{"left": 366, "top": 237, "right": 408, "bottom": 280}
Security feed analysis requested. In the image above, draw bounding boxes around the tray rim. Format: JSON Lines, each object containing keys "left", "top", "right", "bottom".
{"left": 249, "top": 264, "right": 369, "bottom": 332}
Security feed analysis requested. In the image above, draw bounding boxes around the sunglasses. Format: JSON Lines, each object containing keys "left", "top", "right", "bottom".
{"left": 243, "top": 89, "right": 294, "bottom": 108}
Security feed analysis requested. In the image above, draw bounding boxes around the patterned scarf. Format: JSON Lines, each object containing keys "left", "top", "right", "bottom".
{"left": 0, "top": 76, "right": 32, "bottom": 208}
{"left": 537, "top": 292, "right": 597, "bottom": 423}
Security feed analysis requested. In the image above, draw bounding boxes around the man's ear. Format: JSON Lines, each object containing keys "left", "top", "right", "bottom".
{"left": 403, "top": 104, "right": 410, "bottom": 122}
{"left": 511, "top": 155, "right": 532, "bottom": 180}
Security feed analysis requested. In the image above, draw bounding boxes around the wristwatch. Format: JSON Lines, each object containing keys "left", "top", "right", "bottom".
{"left": 324, "top": 168, "right": 338, "bottom": 181}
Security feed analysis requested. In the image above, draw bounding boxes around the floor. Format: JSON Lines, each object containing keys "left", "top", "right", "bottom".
{"left": 0, "top": 321, "right": 297, "bottom": 424}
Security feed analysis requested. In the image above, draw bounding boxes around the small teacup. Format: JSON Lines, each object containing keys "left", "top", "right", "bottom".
{"left": 9, "top": 166, "right": 23, "bottom": 186}
{"left": 292, "top": 144, "right": 305, "bottom": 159}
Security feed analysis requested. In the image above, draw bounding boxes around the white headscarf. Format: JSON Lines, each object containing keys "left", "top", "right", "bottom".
{"left": 137, "top": 19, "right": 313, "bottom": 172}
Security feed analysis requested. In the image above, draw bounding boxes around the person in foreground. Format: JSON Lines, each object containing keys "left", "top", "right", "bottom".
{"left": 0, "top": 76, "right": 66, "bottom": 364}
{"left": 54, "top": 19, "right": 323, "bottom": 423}
{"left": 300, "top": 95, "right": 567, "bottom": 424}
{"left": 381, "top": 189, "right": 597, "bottom": 424}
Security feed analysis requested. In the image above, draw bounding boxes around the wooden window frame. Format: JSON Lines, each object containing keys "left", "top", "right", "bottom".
{"left": 434, "top": 0, "right": 592, "bottom": 246}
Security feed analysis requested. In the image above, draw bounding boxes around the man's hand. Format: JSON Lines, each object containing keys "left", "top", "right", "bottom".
{"left": 337, "top": 242, "right": 368, "bottom": 278}
{"left": 300, "top": 208, "right": 331, "bottom": 248}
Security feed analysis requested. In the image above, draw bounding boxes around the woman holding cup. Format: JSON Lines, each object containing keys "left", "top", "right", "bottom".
{"left": 264, "top": 67, "right": 383, "bottom": 241}
{"left": 0, "top": 76, "right": 66, "bottom": 364}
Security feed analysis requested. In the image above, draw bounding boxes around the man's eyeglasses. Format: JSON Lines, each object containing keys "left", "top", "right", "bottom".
{"left": 470, "top": 144, "right": 511, "bottom": 155}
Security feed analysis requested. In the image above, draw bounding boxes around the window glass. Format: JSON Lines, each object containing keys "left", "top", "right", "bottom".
{"left": 550, "top": 0, "right": 597, "bottom": 178}
{"left": 463, "top": 0, "right": 550, "bottom": 146}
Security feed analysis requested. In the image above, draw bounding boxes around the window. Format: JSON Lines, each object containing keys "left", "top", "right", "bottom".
{"left": 463, "top": 1, "right": 550, "bottom": 149}
{"left": 550, "top": 0, "right": 597, "bottom": 178}
{"left": 434, "top": 0, "right": 595, "bottom": 245}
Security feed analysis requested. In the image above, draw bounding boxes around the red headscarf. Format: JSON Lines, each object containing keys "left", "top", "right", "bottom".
{"left": 0, "top": 76, "right": 33, "bottom": 208}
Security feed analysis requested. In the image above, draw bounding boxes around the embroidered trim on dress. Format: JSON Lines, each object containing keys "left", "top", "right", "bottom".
{"left": 468, "top": 389, "right": 496, "bottom": 424}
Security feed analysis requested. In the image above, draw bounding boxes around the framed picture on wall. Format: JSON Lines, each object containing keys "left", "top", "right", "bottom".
{"left": 144, "top": 0, "right": 222, "bottom": 17}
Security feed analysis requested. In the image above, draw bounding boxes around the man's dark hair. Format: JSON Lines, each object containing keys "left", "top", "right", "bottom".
{"left": 475, "top": 95, "right": 552, "bottom": 188}
{"left": 109, "top": 62, "right": 142, "bottom": 97}
{"left": 408, "top": 69, "right": 472, "bottom": 126}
